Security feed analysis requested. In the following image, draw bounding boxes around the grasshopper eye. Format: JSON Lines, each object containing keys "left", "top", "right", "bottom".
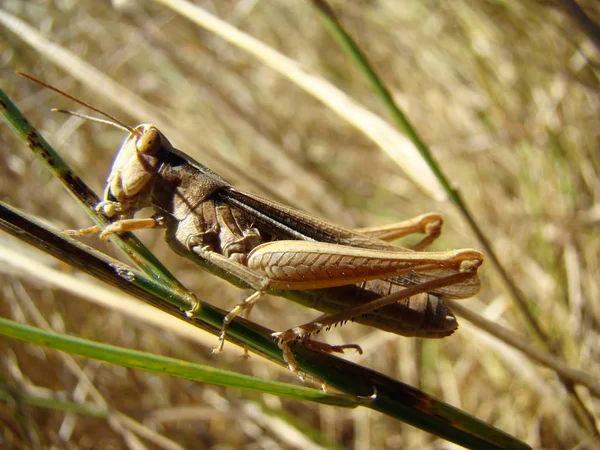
{"left": 136, "top": 126, "right": 161, "bottom": 155}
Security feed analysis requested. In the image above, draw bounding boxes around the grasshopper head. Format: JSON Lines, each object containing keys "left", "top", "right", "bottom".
{"left": 97, "top": 124, "right": 173, "bottom": 218}
{"left": 16, "top": 74, "right": 174, "bottom": 219}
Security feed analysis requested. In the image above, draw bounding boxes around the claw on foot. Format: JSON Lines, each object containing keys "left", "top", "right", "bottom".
{"left": 211, "top": 333, "right": 226, "bottom": 355}
{"left": 272, "top": 326, "right": 363, "bottom": 384}
{"left": 215, "top": 291, "right": 265, "bottom": 355}
{"left": 184, "top": 295, "right": 200, "bottom": 318}
{"left": 305, "top": 341, "right": 363, "bottom": 355}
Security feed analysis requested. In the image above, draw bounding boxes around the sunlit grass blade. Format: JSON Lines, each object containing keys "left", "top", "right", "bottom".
{"left": 151, "top": 0, "right": 446, "bottom": 201}
{"left": 0, "top": 8, "right": 308, "bottom": 209}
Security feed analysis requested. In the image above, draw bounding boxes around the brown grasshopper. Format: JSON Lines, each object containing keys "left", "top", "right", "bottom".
{"left": 92, "top": 123, "right": 482, "bottom": 374}
{"left": 26, "top": 76, "right": 483, "bottom": 376}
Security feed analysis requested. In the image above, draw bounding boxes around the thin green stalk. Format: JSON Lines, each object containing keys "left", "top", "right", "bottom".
{"left": 0, "top": 388, "right": 108, "bottom": 418}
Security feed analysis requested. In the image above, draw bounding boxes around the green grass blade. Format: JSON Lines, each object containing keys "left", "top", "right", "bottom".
{"left": 0, "top": 388, "right": 109, "bottom": 419}
{"left": 0, "top": 317, "right": 355, "bottom": 407}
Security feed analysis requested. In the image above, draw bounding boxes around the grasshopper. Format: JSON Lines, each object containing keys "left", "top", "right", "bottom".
{"left": 92, "top": 124, "right": 483, "bottom": 375}
{"left": 26, "top": 76, "right": 483, "bottom": 377}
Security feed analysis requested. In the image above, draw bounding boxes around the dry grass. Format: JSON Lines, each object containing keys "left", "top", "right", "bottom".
{"left": 0, "top": 1, "right": 599, "bottom": 448}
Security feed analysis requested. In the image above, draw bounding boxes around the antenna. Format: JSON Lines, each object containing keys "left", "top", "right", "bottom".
{"left": 50, "top": 108, "right": 133, "bottom": 134}
{"left": 17, "top": 72, "right": 138, "bottom": 135}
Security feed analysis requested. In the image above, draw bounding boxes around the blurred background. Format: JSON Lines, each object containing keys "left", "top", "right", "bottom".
{"left": 0, "top": 1, "right": 598, "bottom": 448}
